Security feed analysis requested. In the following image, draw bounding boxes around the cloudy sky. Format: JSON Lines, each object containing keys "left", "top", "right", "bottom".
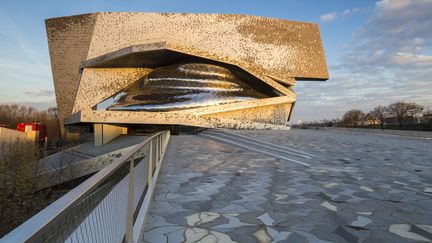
{"left": 0, "top": 0, "right": 431, "bottom": 121}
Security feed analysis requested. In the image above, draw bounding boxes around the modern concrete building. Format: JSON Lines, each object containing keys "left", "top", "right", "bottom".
{"left": 46, "top": 12, "right": 328, "bottom": 144}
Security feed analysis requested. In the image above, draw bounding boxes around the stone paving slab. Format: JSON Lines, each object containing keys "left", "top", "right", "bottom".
{"left": 142, "top": 129, "right": 432, "bottom": 242}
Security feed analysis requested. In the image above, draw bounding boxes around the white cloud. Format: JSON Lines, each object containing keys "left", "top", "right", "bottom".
{"left": 413, "top": 38, "right": 425, "bottom": 45}
{"left": 349, "top": 0, "right": 432, "bottom": 66}
{"left": 320, "top": 8, "right": 362, "bottom": 22}
{"left": 320, "top": 12, "right": 337, "bottom": 22}
{"left": 24, "top": 89, "right": 54, "bottom": 97}
{"left": 341, "top": 8, "right": 360, "bottom": 16}
{"left": 295, "top": 0, "right": 432, "bottom": 121}
{"left": 391, "top": 52, "right": 432, "bottom": 66}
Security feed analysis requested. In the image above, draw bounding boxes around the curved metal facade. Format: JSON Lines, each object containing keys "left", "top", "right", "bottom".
{"left": 45, "top": 12, "right": 328, "bottom": 130}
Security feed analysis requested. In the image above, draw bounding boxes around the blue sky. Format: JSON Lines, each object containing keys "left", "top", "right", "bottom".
{"left": 0, "top": 0, "right": 431, "bottom": 121}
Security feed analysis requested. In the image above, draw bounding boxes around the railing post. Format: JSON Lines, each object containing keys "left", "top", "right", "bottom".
{"left": 125, "top": 156, "right": 135, "bottom": 243}
{"left": 161, "top": 133, "right": 164, "bottom": 156}
{"left": 148, "top": 141, "right": 153, "bottom": 186}
{"left": 159, "top": 134, "right": 162, "bottom": 159}
{"left": 161, "top": 133, "right": 165, "bottom": 153}
{"left": 156, "top": 136, "right": 159, "bottom": 163}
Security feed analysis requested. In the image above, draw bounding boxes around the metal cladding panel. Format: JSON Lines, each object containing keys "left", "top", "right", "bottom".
{"left": 86, "top": 12, "right": 328, "bottom": 81}
{"left": 45, "top": 13, "right": 99, "bottom": 125}
{"left": 45, "top": 12, "right": 328, "bottom": 129}
{"left": 72, "top": 68, "right": 152, "bottom": 113}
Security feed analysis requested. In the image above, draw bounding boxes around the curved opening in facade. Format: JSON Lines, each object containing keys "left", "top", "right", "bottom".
{"left": 94, "top": 54, "right": 283, "bottom": 112}
{"left": 101, "top": 62, "right": 277, "bottom": 111}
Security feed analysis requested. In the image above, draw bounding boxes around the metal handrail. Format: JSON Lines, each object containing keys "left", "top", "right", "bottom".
{"left": 1, "top": 130, "right": 170, "bottom": 243}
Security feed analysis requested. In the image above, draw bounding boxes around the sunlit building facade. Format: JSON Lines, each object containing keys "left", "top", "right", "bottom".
{"left": 46, "top": 12, "right": 328, "bottom": 144}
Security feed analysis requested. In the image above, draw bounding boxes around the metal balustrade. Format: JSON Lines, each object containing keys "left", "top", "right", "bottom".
{"left": 1, "top": 131, "right": 170, "bottom": 243}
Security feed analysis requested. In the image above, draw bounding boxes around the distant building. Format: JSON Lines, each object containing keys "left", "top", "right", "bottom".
{"left": 365, "top": 117, "right": 380, "bottom": 126}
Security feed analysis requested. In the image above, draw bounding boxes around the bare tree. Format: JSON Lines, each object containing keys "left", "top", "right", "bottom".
{"left": 368, "top": 106, "right": 389, "bottom": 130}
{"left": 341, "top": 109, "right": 366, "bottom": 127}
{"left": 387, "top": 101, "right": 423, "bottom": 128}
{"left": 0, "top": 140, "right": 42, "bottom": 236}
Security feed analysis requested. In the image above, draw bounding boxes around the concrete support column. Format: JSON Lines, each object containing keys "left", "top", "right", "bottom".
{"left": 94, "top": 124, "right": 127, "bottom": 146}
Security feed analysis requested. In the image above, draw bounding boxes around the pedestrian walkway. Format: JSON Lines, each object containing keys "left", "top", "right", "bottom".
{"left": 142, "top": 129, "right": 432, "bottom": 242}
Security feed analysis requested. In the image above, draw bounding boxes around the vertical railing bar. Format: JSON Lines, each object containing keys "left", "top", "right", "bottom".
{"left": 148, "top": 141, "right": 153, "bottom": 186}
{"left": 165, "top": 133, "right": 167, "bottom": 152}
{"left": 160, "top": 134, "right": 163, "bottom": 162}
{"left": 160, "top": 134, "right": 162, "bottom": 163}
{"left": 160, "top": 134, "right": 162, "bottom": 164}
{"left": 159, "top": 135, "right": 162, "bottom": 162}
{"left": 156, "top": 136, "right": 159, "bottom": 163}
{"left": 125, "top": 156, "right": 135, "bottom": 243}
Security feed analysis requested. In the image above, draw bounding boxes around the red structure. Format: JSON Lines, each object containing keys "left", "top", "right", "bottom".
{"left": 16, "top": 123, "right": 47, "bottom": 145}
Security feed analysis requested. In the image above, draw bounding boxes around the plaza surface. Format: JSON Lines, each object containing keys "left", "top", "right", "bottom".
{"left": 142, "top": 129, "right": 432, "bottom": 242}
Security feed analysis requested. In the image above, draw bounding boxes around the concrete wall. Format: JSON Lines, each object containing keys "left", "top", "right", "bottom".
{"left": 26, "top": 131, "right": 39, "bottom": 142}
{"left": 0, "top": 127, "right": 28, "bottom": 143}
{"left": 319, "top": 127, "right": 432, "bottom": 139}
{"left": 94, "top": 124, "right": 128, "bottom": 146}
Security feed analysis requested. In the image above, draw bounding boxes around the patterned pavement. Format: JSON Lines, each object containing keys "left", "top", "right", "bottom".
{"left": 142, "top": 129, "right": 432, "bottom": 242}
